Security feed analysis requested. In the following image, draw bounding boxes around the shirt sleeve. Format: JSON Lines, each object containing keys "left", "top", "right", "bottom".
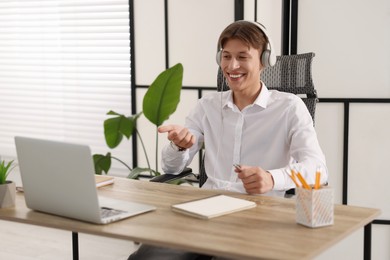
{"left": 269, "top": 96, "right": 328, "bottom": 191}
{"left": 161, "top": 102, "right": 205, "bottom": 175}
{"left": 160, "top": 142, "right": 190, "bottom": 174}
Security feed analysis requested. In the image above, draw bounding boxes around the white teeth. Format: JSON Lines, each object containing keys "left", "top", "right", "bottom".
{"left": 230, "top": 74, "right": 243, "bottom": 78}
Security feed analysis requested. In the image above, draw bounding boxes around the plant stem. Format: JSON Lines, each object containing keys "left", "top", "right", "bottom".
{"left": 111, "top": 156, "right": 133, "bottom": 172}
{"left": 135, "top": 129, "right": 153, "bottom": 175}
{"left": 155, "top": 126, "right": 158, "bottom": 172}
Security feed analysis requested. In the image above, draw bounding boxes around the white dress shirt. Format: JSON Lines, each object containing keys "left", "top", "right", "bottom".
{"left": 161, "top": 85, "right": 328, "bottom": 197}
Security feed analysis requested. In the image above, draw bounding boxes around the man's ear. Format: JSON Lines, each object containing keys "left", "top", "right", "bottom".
{"left": 258, "top": 53, "right": 264, "bottom": 70}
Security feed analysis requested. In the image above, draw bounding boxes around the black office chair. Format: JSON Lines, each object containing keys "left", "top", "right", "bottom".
{"left": 151, "top": 52, "right": 318, "bottom": 194}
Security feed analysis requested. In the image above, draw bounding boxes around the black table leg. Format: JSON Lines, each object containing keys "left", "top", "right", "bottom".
{"left": 364, "top": 223, "right": 372, "bottom": 260}
{"left": 72, "top": 232, "right": 79, "bottom": 260}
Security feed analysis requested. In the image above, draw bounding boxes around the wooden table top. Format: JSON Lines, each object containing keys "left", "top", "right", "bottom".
{"left": 0, "top": 177, "right": 381, "bottom": 260}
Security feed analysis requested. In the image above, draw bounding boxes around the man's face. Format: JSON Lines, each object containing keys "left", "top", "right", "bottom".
{"left": 220, "top": 38, "right": 262, "bottom": 92}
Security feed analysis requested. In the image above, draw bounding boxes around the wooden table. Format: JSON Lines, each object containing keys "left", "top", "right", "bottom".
{"left": 0, "top": 178, "right": 380, "bottom": 260}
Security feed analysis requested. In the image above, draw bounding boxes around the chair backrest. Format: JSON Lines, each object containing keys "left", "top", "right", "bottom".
{"left": 200, "top": 52, "right": 317, "bottom": 187}
{"left": 261, "top": 52, "right": 317, "bottom": 123}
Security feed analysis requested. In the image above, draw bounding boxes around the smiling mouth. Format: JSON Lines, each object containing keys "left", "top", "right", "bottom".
{"left": 228, "top": 73, "right": 244, "bottom": 79}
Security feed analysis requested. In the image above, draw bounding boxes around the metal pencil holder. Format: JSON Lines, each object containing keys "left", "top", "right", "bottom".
{"left": 296, "top": 187, "right": 334, "bottom": 228}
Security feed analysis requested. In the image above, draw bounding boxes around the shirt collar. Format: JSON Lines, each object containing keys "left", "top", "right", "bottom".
{"left": 224, "top": 82, "right": 270, "bottom": 109}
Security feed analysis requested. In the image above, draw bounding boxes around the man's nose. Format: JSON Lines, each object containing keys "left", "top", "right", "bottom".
{"left": 228, "top": 58, "right": 240, "bottom": 70}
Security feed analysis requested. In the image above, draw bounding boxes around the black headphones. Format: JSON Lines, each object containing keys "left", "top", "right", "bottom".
{"left": 216, "top": 20, "right": 276, "bottom": 68}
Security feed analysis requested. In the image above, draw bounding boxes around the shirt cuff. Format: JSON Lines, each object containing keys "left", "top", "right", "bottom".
{"left": 268, "top": 169, "right": 286, "bottom": 190}
{"left": 170, "top": 141, "right": 186, "bottom": 152}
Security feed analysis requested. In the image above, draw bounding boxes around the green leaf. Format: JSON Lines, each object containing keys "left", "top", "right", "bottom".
{"left": 127, "top": 167, "right": 159, "bottom": 179}
{"left": 127, "top": 167, "right": 146, "bottom": 179}
{"left": 0, "top": 161, "right": 5, "bottom": 184}
{"left": 93, "top": 153, "right": 112, "bottom": 175}
{"left": 0, "top": 160, "right": 15, "bottom": 184}
{"left": 168, "top": 179, "right": 193, "bottom": 186}
{"left": 104, "top": 111, "right": 142, "bottom": 148}
{"left": 143, "top": 63, "right": 183, "bottom": 126}
{"left": 107, "top": 110, "right": 121, "bottom": 116}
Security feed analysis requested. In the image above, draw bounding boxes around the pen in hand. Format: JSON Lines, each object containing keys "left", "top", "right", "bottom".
{"left": 233, "top": 164, "right": 242, "bottom": 172}
{"left": 233, "top": 164, "right": 242, "bottom": 183}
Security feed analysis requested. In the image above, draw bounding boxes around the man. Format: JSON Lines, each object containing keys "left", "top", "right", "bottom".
{"left": 159, "top": 20, "right": 327, "bottom": 197}
{"left": 129, "top": 20, "right": 327, "bottom": 260}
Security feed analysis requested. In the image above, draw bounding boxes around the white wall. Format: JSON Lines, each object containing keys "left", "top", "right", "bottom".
{"left": 299, "top": 0, "right": 390, "bottom": 98}
{"left": 298, "top": 0, "right": 390, "bottom": 259}
{"left": 133, "top": 0, "right": 390, "bottom": 259}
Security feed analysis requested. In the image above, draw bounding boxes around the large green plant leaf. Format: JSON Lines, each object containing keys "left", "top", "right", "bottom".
{"left": 143, "top": 63, "right": 183, "bottom": 126}
{"left": 93, "top": 153, "right": 112, "bottom": 175}
{"left": 104, "top": 111, "right": 142, "bottom": 148}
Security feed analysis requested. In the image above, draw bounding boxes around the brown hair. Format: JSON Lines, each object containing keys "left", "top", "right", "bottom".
{"left": 217, "top": 21, "right": 267, "bottom": 52}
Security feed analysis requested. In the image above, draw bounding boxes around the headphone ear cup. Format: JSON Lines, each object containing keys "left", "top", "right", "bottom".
{"left": 261, "top": 50, "right": 271, "bottom": 68}
{"left": 251, "top": 21, "right": 276, "bottom": 67}
{"left": 216, "top": 50, "right": 222, "bottom": 67}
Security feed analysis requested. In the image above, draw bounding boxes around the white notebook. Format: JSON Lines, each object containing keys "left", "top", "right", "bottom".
{"left": 172, "top": 195, "right": 256, "bottom": 219}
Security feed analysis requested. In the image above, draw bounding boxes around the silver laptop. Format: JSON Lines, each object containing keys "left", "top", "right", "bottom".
{"left": 15, "top": 136, "right": 156, "bottom": 224}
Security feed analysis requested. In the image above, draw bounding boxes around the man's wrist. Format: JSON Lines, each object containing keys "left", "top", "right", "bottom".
{"left": 170, "top": 141, "right": 186, "bottom": 152}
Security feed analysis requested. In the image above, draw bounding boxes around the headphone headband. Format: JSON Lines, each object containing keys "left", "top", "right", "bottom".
{"left": 216, "top": 20, "right": 276, "bottom": 67}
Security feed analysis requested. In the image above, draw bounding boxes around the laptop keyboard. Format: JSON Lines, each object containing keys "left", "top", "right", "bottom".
{"left": 100, "top": 207, "right": 126, "bottom": 218}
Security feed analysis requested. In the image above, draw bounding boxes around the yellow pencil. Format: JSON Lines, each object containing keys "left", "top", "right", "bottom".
{"left": 314, "top": 170, "right": 321, "bottom": 190}
{"left": 289, "top": 169, "right": 300, "bottom": 187}
{"left": 296, "top": 172, "right": 311, "bottom": 190}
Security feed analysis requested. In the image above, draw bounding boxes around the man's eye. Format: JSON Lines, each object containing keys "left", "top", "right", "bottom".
{"left": 239, "top": 56, "right": 248, "bottom": 60}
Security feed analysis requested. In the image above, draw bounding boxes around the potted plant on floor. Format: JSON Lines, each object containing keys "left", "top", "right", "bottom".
{"left": 93, "top": 63, "right": 184, "bottom": 180}
{"left": 0, "top": 160, "right": 16, "bottom": 208}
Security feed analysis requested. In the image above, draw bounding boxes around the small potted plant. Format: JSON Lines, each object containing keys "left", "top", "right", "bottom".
{"left": 0, "top": 160, "right": 16, "bottom": 208}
